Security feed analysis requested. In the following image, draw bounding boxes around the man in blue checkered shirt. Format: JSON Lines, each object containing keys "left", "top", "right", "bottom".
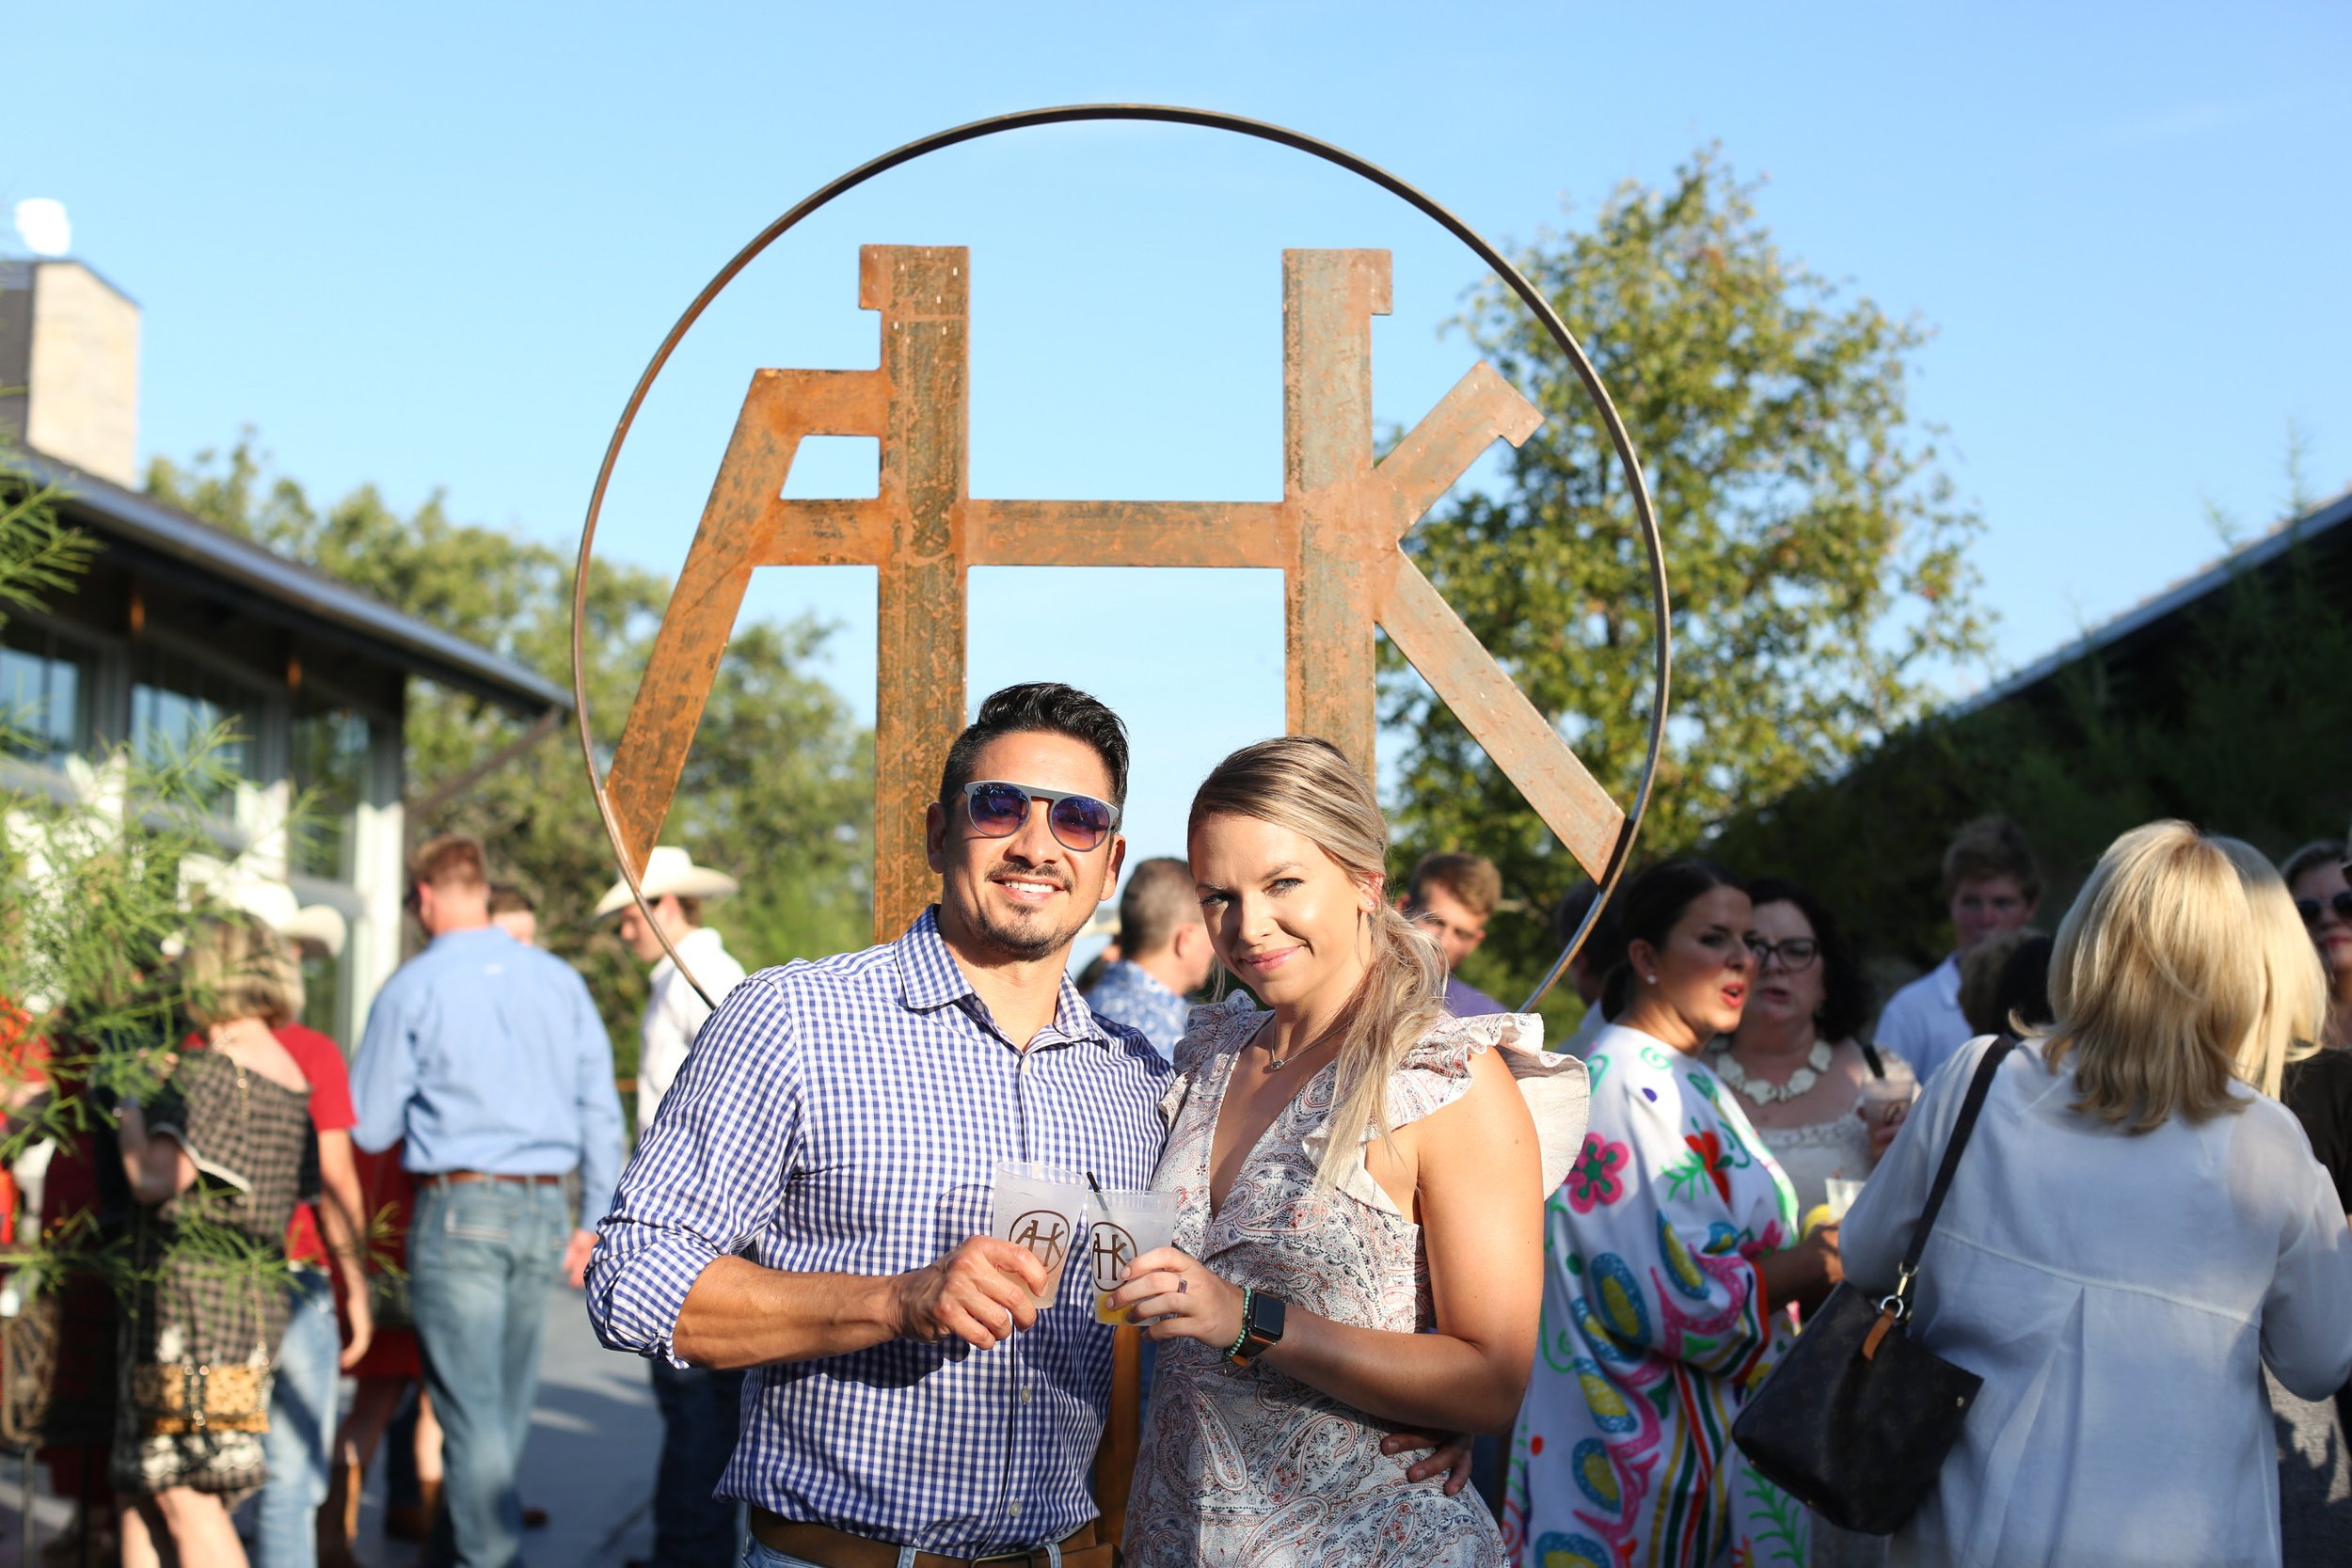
{"left": 586, "top": 684, "right": 1168, "bottom": 1568}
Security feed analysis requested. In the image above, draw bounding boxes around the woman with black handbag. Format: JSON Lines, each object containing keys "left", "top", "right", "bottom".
{"left": 1840, "top": 822, "right": 2352, "bottom": 1567}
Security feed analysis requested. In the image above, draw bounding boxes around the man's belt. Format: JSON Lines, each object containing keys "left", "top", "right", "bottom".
{"left": 749, "top": 1510, "right": 1112, "bottom": 1568}
{"left": 416, "top": 1171, "right": 565, "bottom": 1186}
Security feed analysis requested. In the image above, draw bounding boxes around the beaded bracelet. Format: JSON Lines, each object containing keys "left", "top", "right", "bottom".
{"left": 1224, "top": 1287, "right": 1256, "bottom": 1362}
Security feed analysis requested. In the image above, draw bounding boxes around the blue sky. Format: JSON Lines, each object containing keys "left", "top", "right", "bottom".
{"left": 10, "top": 1, "right": 2347, "bottom": 920}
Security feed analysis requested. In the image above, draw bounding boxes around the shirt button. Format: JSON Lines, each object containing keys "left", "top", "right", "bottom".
{"left": 1007, "top": 1501, "right": 1023, "bottom": 1518}
{"left": 1018, "top": 1386, "right": 1031, "bottom": 1404}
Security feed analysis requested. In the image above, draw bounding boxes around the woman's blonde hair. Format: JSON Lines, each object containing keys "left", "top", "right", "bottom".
{"left": 2040, "top": 821, "right": 2262, "bottom": 1132}
{"left": 1189, "top": 736, "right": 1449, "bottom": 1189}
{"left": 2210, "top": 836, "right": 2328, "bottom": 1100}
{"left": 181, "top": 911, "right": 301, "bottom": 1029}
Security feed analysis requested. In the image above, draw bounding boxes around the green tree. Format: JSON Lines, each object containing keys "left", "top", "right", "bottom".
{"left": 1389, "top": 149, "right": 1989, "bottom": 995}
{"left": 146, "top": 436, "right": 874, "bottom": 1059}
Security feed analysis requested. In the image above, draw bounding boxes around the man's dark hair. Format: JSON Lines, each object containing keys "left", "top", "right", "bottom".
{"left": 405, "top": 832, "right": 488, "bottom": 911}
{"left": 1405, "top": 852, "right": 1502, "bottom": 923}
{"left": 1745, "top": 877, "right": 1876, "bottom": 1044}
{"left": 938, "top": 683, "right": 1130, "bottom": 809}
{"left": 1942, "top": 816, "right": 2041, "bottom": 902}
{"left": 1119, "top": 858, "right": 1199, "bottom": 956}
{"left": 487, "top": 883, "right": 535, "bottom": 917}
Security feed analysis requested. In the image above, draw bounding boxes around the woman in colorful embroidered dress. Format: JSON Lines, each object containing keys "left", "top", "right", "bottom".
{"left": 1107, "top": 737, "right": 1589, "bottom": 1568}
{"left": 1506, "top": 860, "right": 1840, "bottom": 1568}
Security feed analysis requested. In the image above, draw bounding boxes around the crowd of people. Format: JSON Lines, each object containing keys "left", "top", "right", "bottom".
{"left": 19, "top": 674, "right": 2352, "bottom": 1568}
{"left": 13, "top": 832, "right": 756, "bottom": 1568}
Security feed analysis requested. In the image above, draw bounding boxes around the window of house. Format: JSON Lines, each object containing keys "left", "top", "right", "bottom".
{"left": 299, "top": 941, "right": 348, "bottom": 1041}
{"left": 0, "top": 621, "right": 92, "bottom": 765}
{"left": 292, "top": 702, "right": 372, "bottom": 881}
{"left": 131, "top": 651, "right": 259, "bottom": 801}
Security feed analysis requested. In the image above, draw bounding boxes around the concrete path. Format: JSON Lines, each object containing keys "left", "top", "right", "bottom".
{"left": 0, "top": 1283, "right": 663, "bottom": 1568}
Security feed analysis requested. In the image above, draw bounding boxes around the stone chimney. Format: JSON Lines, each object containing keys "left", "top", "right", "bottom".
{"left": 0, "top": 258, "right": 142, "bottom": 486}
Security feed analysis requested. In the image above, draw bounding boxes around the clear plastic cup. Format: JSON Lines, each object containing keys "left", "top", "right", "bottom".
{"left": 1823, "top": 1176, "right": 1866, "bottom": 1223}
{"left": 1858, "top": 1075, "right": 1916, "bottom": 1137}
{"left": 1086, "top": 1188, "right": 1180, "bottom": 1325}
{"left": 991, "top": 1162, "right": 1089, "bottom": 1309}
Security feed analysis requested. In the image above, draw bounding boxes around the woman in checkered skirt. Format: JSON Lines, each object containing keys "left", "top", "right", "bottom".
{"left": 114, "top": 913, "right": 318, "bottom": 1568}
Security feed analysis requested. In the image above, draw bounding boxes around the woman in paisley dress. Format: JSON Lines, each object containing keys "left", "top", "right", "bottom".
{"left": 1506, "top": 860, "right": 1838, "bottom": 1568}
{"left": 1107, "top": 736, "right": 1588, "bottom": 1568}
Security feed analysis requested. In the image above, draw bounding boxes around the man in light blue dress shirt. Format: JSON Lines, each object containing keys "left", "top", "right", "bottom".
{"left": 351, "top": 833, "right": 625, "bottom": 1568}
{"left": 1083, "top": 856, "right": 1213, "bottom": 1059}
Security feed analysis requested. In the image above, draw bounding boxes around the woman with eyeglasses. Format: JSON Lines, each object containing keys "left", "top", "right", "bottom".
{"left": 2283, "top": 841, "right": 2352, "bottom": 1050}
{"left": 1508, "top": 859, "right": 1827, "bottom": 1568}
{"left": 1714, "top": 879, "right": 1915, "bottom": 1222}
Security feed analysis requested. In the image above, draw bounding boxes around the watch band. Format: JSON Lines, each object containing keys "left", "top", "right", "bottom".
{"left": 1227, "top": 1289, "right": 1286, "bottom": 1367}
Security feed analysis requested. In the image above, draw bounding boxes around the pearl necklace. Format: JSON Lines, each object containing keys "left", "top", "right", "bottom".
{"left": 1712, "top": 1038, "right": 1834, "bottom": 1103}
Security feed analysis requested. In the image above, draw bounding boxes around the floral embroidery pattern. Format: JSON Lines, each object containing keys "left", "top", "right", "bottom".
{"left": 1565, "top": 1132, "right": 1629, "bottom": 1212}
{"left": 1511, "top": 1034, "right": 1805, "bottom": 1568}
{"left": 1685, "top": 1128, "right": 1734, "bottom": 1204}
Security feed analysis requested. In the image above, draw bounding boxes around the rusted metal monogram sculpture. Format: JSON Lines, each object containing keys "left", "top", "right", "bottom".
{"left": 603, "top": 244, "right": 1624, "bottom": 943}
{"left": 573, "top": 105, "right": 1670, "bottom": 1014}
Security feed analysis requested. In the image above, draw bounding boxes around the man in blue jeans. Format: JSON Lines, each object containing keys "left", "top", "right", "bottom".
{"left": 353, "top": 833, "right": 625, "bottom": 1568}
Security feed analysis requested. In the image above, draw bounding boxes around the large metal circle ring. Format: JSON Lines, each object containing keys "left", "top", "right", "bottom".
{"left": 571, "top": 103, "right": 1671, "bottom": 1011}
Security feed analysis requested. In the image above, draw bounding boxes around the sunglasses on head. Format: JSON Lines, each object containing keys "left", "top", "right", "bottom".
{"left": 961, "top": 780, "right": 1120, "bottom": 853}
{"left": 2297, "top": 891, "right": 2352, "bottom": 927}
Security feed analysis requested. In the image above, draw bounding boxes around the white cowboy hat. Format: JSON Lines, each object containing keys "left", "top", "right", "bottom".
{"left": 178, "top": 854, "right": 350, "bottom": 958}
{"left": 594, "top": 846, "right": 740, "bottom": 920}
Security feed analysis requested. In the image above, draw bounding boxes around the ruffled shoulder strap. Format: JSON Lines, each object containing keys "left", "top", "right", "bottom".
{"left": 1301, "top": 1011, "right": 1591, "bottom": 1215}
{"left": 1169, "top": 993, "right": 1265, "bottom": 1077}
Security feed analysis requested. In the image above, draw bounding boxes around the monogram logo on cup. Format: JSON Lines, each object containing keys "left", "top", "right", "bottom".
{"left": 1009, "top": 1210, "right": 1071, "bottom": 1272}
{"left": 1090, "top": 1222, "right": 1137, "bottom": 1292}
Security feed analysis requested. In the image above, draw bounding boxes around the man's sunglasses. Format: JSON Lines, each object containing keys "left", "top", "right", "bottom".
{"left": 961, "top": 781, "right": 1121, "bottom": 853}
{"left": 2297, "top": 891, "right": 2352, "bottom": 928}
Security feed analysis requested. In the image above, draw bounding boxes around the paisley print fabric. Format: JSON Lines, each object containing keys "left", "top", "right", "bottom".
{"left": 1506, "top": 1023, "right": 1807, "bottom": 1568}
{"left": 1125, "top": 998, "right": 1587, "bottom": 1568}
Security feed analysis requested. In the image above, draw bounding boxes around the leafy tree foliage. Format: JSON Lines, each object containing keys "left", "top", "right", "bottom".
{"left": 146, "top": 436, "right": 874, "bottom": 1060}
{"left": 1710, "top": 513, "right": 2352, "bottom": 975}
{"left": 1387, "top": 149, "right": 1989, "bottom": 997}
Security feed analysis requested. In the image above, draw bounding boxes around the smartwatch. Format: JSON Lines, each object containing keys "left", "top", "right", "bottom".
{"left": 1226, "top": 1289, "right": 1286, "bottom": 1367}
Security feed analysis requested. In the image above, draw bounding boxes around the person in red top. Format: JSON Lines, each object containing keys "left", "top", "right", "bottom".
{"left": 253, "top": 994, "right": 373, "bottom": 1568}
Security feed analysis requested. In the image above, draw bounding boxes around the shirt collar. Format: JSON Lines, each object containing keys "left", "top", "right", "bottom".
{"left": 427, "top": 924, "right": 510, "bottom": 952}
{"left": 650, "top": 923, "right": 725, "bottom": 982}
{"left": 894, "top": 906, "right": 1114, "bottom": 1050}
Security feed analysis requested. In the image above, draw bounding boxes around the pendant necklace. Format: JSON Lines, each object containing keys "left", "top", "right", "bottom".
{"left": 1713, "top": 1037, "right": 1835, "bottom": 1103}
{"left": 1263, "top": 1021, "right": 1335, "bottom": 1071}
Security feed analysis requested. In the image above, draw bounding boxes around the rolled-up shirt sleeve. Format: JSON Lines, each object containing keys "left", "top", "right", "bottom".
{"left": 586, "top": 972, "right": 800, "bottom": 1365}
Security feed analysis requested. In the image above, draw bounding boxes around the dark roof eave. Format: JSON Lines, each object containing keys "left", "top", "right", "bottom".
{"left": 1949, "top": 484, "right": 2352, "bottom": 721}
{"left": 16, "top": 449, "right": 573, "bottom": 717}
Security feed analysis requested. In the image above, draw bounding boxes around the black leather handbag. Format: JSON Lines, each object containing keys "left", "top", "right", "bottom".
{"left": 1731, "top": 1037, "right": 2015, "bottom": 1535}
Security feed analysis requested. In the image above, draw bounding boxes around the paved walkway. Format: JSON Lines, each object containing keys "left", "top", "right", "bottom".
{"left": 0, "top": 1283, "right": 663, "bottom": 1567}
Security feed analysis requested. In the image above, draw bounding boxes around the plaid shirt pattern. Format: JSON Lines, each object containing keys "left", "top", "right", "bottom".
{"left": 585, "top": 909, "right": 1170, "bottom": 1557}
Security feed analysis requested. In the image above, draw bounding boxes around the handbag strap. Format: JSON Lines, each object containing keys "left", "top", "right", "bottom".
{"left": 1887, "top": 1037, "right": 2016, "bottom": 1314}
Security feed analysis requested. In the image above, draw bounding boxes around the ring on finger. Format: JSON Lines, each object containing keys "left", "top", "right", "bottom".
{"left": 1177, "top": 1274, "right": 1189, "bottom": 1295}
